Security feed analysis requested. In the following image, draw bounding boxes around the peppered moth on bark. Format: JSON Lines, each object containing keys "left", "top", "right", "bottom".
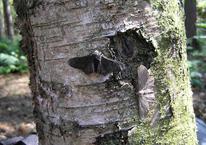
{"left": 68, "top": 50, "right": 125, "bottom": 76}
{"left": 137, "top": 65, "right": 156, "bottom": 120}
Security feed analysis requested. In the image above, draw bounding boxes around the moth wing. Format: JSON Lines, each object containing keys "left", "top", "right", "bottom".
{"left": 138, "top": 95, "right": 150, "bottom": 119}
{"left": 137, "top": 65, "right": 155, "bottom": 119}
{"left": 137, "top": 65, "right": 149, "bottom": 90}
{"left": 99, "top": 56, "right": 123, "bottom": 75}
{"left": 68, "top": 55, "right": 94, "bottom": 74}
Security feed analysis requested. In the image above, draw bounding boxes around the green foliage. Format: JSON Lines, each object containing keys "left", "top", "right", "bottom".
{"left": 187, "top": 0, "right": 206, "bottom": 90}
{"left": 197, "top": 1, "right": 206, "bottom": 19}
{"left": 187, "top": 37, "right": 206, "bottom": 89}
{"left": 196, "top": 23, "right": 206, "bottom": 29}
{"left": 188, "top": 60, "right": 205, "bottom": 89}
{"left": 0, "top": 36, "right": 28, "bottom": 74}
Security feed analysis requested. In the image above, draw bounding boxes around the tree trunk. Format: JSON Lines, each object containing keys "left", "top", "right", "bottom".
{"left": 0, "top": 4, "right": 3, "bottom": 39}
{"left": 184, "top": 0, "right": 196, "bottom": 38}
{"left": 14, "top": 0, "right": 197, "bottom": 145}
{"left": 3, "top": 0, "right": 14, "bottom": 40}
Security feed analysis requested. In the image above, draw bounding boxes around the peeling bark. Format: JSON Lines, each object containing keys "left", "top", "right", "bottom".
{"left": 14, "top": 0, "right": 197, "bottom": 144}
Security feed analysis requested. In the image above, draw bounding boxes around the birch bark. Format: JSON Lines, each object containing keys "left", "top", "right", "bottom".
{"left": 14, "top": 0, "right": 197, "bottom": 144}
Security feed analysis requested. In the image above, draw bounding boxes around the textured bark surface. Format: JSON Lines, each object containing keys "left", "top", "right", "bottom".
{"left": 2, "top": 0, "right": 14, "bottom": 40}
{"left": 14, "top": 0, "right": 197, "bottom": 145}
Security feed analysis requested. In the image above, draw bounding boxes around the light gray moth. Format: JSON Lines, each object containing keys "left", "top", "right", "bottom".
{"left": 137, "top": 65, "right": 156, "bottom": 120}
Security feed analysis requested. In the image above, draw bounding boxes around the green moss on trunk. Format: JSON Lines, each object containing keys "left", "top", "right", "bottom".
{"left": 132, "top": 0, "right": 197, "bottom": 144}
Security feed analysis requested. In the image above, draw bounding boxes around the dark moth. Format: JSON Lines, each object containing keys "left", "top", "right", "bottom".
{"left": 68, "top": 50, "right": 125, "bottom": 76}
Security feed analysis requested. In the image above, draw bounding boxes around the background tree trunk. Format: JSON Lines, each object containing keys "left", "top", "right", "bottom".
{"left": 0, "top": 8, "right": 3, "bottom": 39}
{"left": 185, "top": 0, "right": 197, "bottom": 38}
{"left": 15, "top": 0, "right": 197, "bottom": 145}
{"left": 3, "top": 0, "right": 14, "bottom": 40}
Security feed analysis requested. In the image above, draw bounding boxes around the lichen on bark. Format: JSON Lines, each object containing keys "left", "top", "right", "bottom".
{"left": 132, "top": 0, "right": 197, "bottom": 144}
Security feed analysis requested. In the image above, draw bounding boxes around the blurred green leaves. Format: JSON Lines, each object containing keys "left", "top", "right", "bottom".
{"left": 197, "top": 0, "right": 206, "bottom": 18}
{"left": 187, "top": 0, "right": 206, "bottom": 90}
{"left": 0, "top": 36, "right": 28, "bottom": 74}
